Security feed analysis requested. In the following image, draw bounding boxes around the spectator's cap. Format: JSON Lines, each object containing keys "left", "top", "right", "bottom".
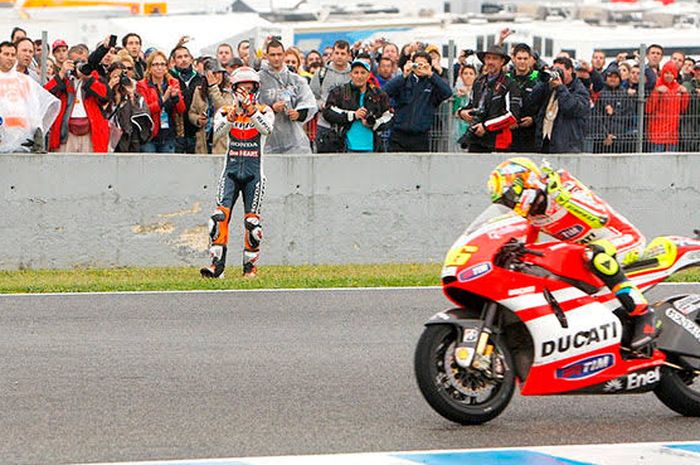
{"left": 694, "top": 62, "right": 700, "bottom": 70}
{"left": 204, "top": 59, "right": 226, "bottom": 74}
{"left": 425, "top": 44, "right": 441, "bottom": 57}
{"left": 227, "top": 57, "right": 245, "bottom": 67}
{"left": 605, "top": 67, "right": 621, "bottom": 78}
{"left": 144, "top": 47, "right": 157, "bottom": 59}
{"left": 350, "top": 59, "right": 371, "bottom": 72}
{"left": 574, "top": 60, "right": 589, "bottom": 72}
{"left": 477, "top": 45, "right": 510, "bottom": 64}
{"left": 52, "top": 39, "right": 68, "bottom": 52}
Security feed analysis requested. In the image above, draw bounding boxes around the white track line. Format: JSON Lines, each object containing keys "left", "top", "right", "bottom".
{"left": 0, "top": 283, "right": 696, "bottom": 298}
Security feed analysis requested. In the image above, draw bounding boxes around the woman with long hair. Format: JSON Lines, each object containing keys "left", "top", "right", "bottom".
{"left": 136, "top": 50, "right": 185, "bottom": 152}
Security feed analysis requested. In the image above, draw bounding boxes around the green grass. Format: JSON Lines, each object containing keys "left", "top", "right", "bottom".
{"left": 0, "top": 264, "right": 697, "bottom": 294}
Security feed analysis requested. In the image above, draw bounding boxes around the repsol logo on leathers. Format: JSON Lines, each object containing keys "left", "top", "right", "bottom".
{"left": 542, "top": 323, "right": 619, "bottom": 357}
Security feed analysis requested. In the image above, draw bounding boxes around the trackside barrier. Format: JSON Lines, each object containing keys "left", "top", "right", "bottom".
{"left": 1, "top": 153, "right": 698, "bottom": 270}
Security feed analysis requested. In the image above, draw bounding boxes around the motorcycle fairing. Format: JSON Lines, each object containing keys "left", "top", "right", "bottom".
{"left": 656, "top": 295, "right": 700, "bottom": 370}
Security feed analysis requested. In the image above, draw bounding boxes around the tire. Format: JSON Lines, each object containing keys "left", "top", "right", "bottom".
{"left": 414, "top": 324, "right": 515, "bottom": 425}
{"left": 654, "top": 365, "right": 700, "bottom": 416}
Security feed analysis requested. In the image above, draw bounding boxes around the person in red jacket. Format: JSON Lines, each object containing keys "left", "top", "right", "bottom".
{"left": 44, "top": 55, "right": 111, "bottom": 153}
{"left": 136, "top": 51, "right": 185, "bottom": 153}
{"left": 645, "top": 61, "right": 689, "bottom": 152}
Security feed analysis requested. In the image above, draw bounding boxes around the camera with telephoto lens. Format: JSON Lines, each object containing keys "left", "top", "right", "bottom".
{"left": 462, "top": 49, "right": 475, "bottom": 57}
{"left": 69, "top": 60, "right": 92, "bottom": 77}
{"left": 539, "top": 68, "right": 564, "bottom": 83}
{"left": 365, "top": 113, "right": 376, "bottom": 127}
{"left": 469, "top": 107, "right": 488, "bottom": 127}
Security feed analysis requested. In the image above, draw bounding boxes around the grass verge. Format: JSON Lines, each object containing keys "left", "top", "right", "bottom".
{"left": 0, "top": 264, "right": 697, "bottom": 294}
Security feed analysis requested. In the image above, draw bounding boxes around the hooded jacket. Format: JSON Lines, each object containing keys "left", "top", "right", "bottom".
{"left": 645, "top": 61, "right": 689, "bottom": 145}
{"left": 258, "top": 63, "right": 318, "bottom": 154}
{"left": 310, "top": 62, "right": 351, "bottom": 128}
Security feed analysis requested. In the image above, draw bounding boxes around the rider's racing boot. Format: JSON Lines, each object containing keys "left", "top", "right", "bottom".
{"left": 628, "top": 309, "right": 660, "bottom": 352}
{"left": 200, "top": 245, "right": 226, "bottom": 279}
{"left": 242, "top": 250, "right": 258, "bottom": 278}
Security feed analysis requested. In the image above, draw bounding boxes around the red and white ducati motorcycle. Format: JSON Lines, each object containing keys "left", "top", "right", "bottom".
{"left": 415, "top": 204, "right": 700, "bottom": 424}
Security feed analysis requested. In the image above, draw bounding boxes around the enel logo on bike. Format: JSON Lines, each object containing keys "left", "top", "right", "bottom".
{"left": 555, "top": 354, "right": 614, "bottom": 380}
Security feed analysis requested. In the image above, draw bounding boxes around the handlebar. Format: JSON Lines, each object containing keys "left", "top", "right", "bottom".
{"left": 495, "top": 239, "right": 544, "bottom": 267}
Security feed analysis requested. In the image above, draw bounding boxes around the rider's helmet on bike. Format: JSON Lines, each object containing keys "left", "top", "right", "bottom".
{"left": 487, "top": 157, "right": 547, "bottom": 218}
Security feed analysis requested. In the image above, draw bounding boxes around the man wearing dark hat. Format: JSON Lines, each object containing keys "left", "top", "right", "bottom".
{"left": 457, "top": 45, "right": 521, "bottom": 153}
{"left": 507, "top": 43, "right": 539, "bottom": 152}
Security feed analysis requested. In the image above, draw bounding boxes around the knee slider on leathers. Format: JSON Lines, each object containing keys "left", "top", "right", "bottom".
{"left": 244, "top": 214, "right": 263, "bottom": 251}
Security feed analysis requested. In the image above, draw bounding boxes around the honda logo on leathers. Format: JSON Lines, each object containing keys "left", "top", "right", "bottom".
{"left": 541, "top": 323, "right": 619, "bottom": 357}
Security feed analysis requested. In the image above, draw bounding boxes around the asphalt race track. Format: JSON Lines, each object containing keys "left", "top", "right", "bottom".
{"left": 1, "top": 285, "right": 699, "bottom": 465}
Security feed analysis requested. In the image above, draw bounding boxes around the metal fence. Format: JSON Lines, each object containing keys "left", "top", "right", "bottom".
{"left": 585, "top": 92, "right": 700, "bottom": 153}
{"left": 425, "top": 90, "right": 700, "bottom": 154}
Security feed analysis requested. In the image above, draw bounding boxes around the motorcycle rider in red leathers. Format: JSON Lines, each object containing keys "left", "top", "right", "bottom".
{"left": 488, "top": 157, "right": 658, "bottom": 354}
{"left": 200, "top": 67, "right": 275, "bottom": 279}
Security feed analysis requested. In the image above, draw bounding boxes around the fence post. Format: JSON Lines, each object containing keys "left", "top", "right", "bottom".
{"left": 636, "top": 43, "right": 646, "bottom": 153}
{"left": 40, "top": 30, "right": 48, "bottom": 85}
{"left": 447, "top": 39, "right": 456, "bottom": 152}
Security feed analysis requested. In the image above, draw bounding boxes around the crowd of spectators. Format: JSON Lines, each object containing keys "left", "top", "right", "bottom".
{"left": 1, "top": 25, "right": 699, "bottom": 154}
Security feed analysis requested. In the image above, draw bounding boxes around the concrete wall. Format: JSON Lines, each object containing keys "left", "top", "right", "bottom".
{"left": 1, "top": 153, "right": 698, "bottom": 270}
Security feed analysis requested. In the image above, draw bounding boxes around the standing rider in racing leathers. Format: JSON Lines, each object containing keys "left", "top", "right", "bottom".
{"left": 200, "top": 67, "right": 275, "bottom": 279}
{"left": 488, "top": 157, "right": 658, "bottom": 354}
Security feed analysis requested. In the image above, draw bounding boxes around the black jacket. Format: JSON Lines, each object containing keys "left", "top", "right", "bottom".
{"left": 531, "top": 76, "right": 590, "bottom": 153}
{"left": 170, "top": 66, "right": 205, "bottom": 137}
{"left": 323, "top": 82, "right": 393, "bottom": 150}
{"left": 462, "top": 71, "right": 521, "bottom": 151}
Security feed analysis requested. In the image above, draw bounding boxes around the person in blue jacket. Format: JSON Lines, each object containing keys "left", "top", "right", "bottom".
{"left": 383, "top": 50, "right": 452, "bottom": 152}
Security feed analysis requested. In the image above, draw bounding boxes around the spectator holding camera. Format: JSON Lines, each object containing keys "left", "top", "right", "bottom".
{"left": 44, "top": 46, "right": 111, "bottom": 152}
{"left": 383, "top": 50, "right": 452, "bottom": 152}
{"left": 322, "top": 59, "right": 392, "bottom": 152}
{"left": 529, "top": 57, "right": 590, "bottom": 153}
{"left": 104, "top": 62, "right": 153, "bottom": 152}
{"left": 645, "top": 61, "right": 689, "bottom": 152}
{"left": 188, "top": 59, "right": 233, "bottom": 154}
{"left": 259, "top": 39, "right": 317, "bottom": 154}
{"left": 136, "top": 51, "right": 185, "bottom": 153}
{"left": 457, "top": 45, "right": 521, "bottom": 153}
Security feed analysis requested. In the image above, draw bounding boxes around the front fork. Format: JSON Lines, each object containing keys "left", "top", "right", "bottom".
{"left": 454, "top": 302, "right": 499, "bottom": 372}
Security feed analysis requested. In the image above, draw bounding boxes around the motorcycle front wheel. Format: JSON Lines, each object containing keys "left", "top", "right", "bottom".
{"left": 414, "top": 324, "right": 515, "bottom": 425}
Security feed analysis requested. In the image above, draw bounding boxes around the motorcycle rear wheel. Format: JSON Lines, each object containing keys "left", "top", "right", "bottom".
{"left": 414, "top": 324, "right": 515, "bottom": 425}
{"left": 654, "top": 365, "right": 700, "bottom": 416}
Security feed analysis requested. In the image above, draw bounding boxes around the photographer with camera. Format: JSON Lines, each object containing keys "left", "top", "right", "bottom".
{"left": 457, "top": 45, "right": 521, "bottom": 153}
{"left": 44, "top": 45, "right": 112, "bottom": 152}
{"left": 188, "top": 58, "right": 233, "bottom": 154}
{"left": 384, "top": 50, "right": 452, "bottom": 152}
{"left": 104, "top": 61, "right": 153, "bottom": 152}
{"left": 529, "top": 57, "right": 590, "bottom": 153}
{"left": 322, "top": 59, "right": 392, "bottom": 152}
